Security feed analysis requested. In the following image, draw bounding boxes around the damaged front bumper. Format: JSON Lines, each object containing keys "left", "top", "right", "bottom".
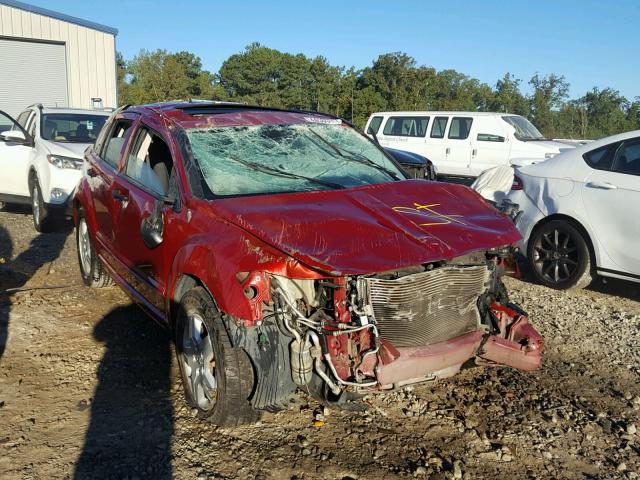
{"left": 371, "top": 304, "right": 543, "bottom": 389}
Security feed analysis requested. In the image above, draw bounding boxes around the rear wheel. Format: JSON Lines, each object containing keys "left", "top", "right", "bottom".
{"left": 76, "top": 212, "right": 113, "bottom": 288}
{"left": 528, "top": 219, "right": 593, "bottom": 290}
{"left": 175, "top": 287, "right": 259, "bottom": 426}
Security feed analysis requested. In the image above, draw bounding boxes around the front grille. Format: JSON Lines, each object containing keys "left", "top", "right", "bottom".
{"left": 358, "top": 265, "right": 489, "bottom": 347}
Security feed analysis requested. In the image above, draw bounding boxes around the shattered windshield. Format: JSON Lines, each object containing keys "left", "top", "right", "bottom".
{"left": 185, "top": 121, "right": 405, "bottom": 197}
{"left": 501, "top": 115, "right": 545, "bottom": 141}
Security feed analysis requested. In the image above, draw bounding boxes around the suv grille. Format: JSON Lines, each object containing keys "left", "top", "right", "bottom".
{"left": 358, "top": 265, "right": 489, "bottom": 347}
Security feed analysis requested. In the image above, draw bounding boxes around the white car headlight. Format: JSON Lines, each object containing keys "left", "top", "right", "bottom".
{"left": 47, "top": 154, "right": 83, "bottom": 170}
{"left": 544, "top": 152, "right": 556, "bottom": 159}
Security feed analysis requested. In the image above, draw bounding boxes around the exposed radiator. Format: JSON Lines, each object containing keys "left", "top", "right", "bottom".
{"left": 357, "top": 265, "right": 489, "bottom": 347}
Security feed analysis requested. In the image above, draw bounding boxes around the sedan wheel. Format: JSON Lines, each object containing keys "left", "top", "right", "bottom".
{"left": 528, "top": 219, "right": 593, "bottom": 290}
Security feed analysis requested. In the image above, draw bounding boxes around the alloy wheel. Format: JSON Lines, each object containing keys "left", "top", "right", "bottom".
{"left": 532, "top": 227, "right": 579, "bottom": 283}
{"left": 181, "top": 313, "right": 217, "bottom": 411}
{"left": 78, "top": 218, "right": 92, "bottom": 276}
{"left": 32, "top": 185, "right": 40, "bottom": 227}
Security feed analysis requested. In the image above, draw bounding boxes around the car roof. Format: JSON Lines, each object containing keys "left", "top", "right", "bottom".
{"left": 125, "top": 101, "right": 344, "bottom": 130}
{"left": 369, "top": 111, "right": 517, "bottom": 117}
{"left": 38, "top": 106, "right": 112, "bottom": 116}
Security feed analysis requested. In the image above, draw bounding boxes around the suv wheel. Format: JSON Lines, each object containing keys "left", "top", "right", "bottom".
{"left": 31, "top": 180, "right": 52, "bottom": 233}
{"left": 175, "top": 286, "right": 260, "bottom": 426}
{"left": 76, "top": 212, "right": 113, "bottom": 288}
{"left": 528, "top": 219, "right": 593, "bottom": 290}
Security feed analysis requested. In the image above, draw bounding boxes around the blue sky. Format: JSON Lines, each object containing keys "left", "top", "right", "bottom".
{"left": 29, "top": 0, "right": 640, "bottom": 100}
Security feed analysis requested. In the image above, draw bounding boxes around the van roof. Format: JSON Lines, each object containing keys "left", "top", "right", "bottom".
{"left": 370, "top": 111, "right": 520, "bottom": 117}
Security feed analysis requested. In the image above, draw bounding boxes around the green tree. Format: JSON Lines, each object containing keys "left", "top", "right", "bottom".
{"left": 528, "top": 73, "right": 570, "bottom": 137}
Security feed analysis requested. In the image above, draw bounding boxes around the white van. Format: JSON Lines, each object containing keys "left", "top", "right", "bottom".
{"left": 365, "top": 112, "right": 574, "bottom": 177}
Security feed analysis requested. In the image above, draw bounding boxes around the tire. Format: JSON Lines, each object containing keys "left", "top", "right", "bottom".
{"left": 175, "top": 286, "right": 260, "bottom": 426}
{"left": 76, "top": 212, "right": 114, "bottom": 288}
{"left": 527, "top": 219, "right": 593, "bottom": 290}
{"left": 31, "top": 179, "right": 53, "bottom": 233}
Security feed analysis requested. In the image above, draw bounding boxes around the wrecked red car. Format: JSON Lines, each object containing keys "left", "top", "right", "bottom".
{"left": 73, "top": 102, "right": 543, "bottom": 426}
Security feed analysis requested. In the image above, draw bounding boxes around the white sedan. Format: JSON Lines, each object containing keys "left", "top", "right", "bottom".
{"left": 505, "top": 130, "right": 640, "bottom": 289}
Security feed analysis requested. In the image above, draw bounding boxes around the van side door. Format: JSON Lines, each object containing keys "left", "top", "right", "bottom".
{"left": 469, "top": 117, "right": 511, "bottom": 175}
{"left": 442, "top": 116, "right": 473, "bottom": 176}
{"left": 423, "top": 116, "right": 449, "bottom": 173}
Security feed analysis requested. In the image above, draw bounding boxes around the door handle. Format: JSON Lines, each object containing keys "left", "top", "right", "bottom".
{"left": 472, "top": 148, "right": 477, "bottom": 157}
{"left": 446, "top": 147, "right": 450, "bottom": 155}
{"left": 586, "top": 181, "right": 617, "bottom": 190}
{"left": 112, "top": 188, "right": 129, "bottom": 202}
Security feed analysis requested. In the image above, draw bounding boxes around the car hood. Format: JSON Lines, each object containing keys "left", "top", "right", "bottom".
{"left": 43, "top": 141, "right": 91, "bottom": 158}
{"left": 384, "top": 147, "right": 429, "bottom": 166}
{"left": 211, "top": 180, "right": 521, "bottom": 275}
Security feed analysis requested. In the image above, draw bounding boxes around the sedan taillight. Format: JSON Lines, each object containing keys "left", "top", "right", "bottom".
{"left": 511, "top": 175, "right": 524, "bottom": 191}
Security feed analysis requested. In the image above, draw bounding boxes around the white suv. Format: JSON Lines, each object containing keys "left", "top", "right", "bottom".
{"left": 0, "top": 105, "right": 110, "bottom": 232}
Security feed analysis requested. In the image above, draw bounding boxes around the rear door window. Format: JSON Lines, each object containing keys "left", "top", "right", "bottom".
{"left": 582, "top": 142, "right": 620, "bottom": 171}
{"left": 383, "top": 116, "right": 429, "bottom": 137}
{"left": 101, "top": 120, "right": 134, "bottom": 168}
{"left": 612, "top": 139, "right": 640, "bottom": 176}
{"left": 430, "top": 116, "right": 448, "bottom": 138}
{"left": 448, "top": 117, "right": 473, "bottom": 140}
{"left": 368, "top": 116, "right": 383, "bottom": 134}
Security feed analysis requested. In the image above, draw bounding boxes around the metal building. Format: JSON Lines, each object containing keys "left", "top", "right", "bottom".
{"left": 0, "top": 0, "right": 118, "bottom": 117}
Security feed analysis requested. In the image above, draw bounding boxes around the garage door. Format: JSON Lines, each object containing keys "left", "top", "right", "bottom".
{"left": 0, "top": 38, "right": 68, "bottom": 118}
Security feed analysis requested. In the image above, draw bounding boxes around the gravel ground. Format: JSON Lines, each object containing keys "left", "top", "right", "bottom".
{"left": 1, "top": 206, "right": 639, "bottom": 479}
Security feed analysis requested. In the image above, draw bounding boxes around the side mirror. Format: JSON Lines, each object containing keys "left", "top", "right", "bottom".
{"left": 140, "top": 200, "right": 164, "bottom": 249}
{"left": 0, "top": 130, "right": 28, "bottom": 144}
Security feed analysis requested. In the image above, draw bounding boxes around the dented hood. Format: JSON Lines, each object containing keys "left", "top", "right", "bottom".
{"left": 211, "top": 180, "right": 521, "bottom": 275}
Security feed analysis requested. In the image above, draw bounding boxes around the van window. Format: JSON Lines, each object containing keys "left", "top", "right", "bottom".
{"left": 448, "top": 117, "right": 473, "bottom": 140}
{"left": 430, "top": 117, "right": 448, "bottom": 138}
{"left": 383, "top": 116, "right": 429, "bottom": 137}
{"left": 477, "top": 133, "right": 505, "bottom": 142}
{"left": 368, "top": 116, "right": 383, "bottom": 135}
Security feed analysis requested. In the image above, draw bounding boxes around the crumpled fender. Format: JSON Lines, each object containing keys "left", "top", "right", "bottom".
{"left": 167, "top": 219, "right": 327, "bottom": 323}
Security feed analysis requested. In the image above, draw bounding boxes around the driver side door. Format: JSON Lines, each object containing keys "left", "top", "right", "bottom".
{"left": 0, "top": 110, "right": 34, "bottom": 201}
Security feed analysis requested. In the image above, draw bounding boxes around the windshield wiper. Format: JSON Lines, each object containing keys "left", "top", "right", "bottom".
{"left": 229, "top": 155, "right": 345, "bottom": 190}
{"left": 306, "top": 130, "right": 402, "bottom": 181}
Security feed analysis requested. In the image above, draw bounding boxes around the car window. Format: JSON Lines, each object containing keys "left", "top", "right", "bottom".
{"left": 383, "top": 116, "right": 429, "bottom": 137}
{"left": 612, "top": 139, "right": 640, "bottom": 176}
{"left": 16, "top": 111, "right": 31, "bottom": 128}
{"left": 0, "top": 111, "right": 19, "bottom": 133}
{"left": 582, "top": 142, "right": 620, "bottom": 171}
{"left": 368, "top": 116, "right": 383, "bottom": 135}
{"left": 101, "top": 120, "right": 134, "bottom": 168}
{"left": 477, "top": 133, "right": 505, "bottom": 142}
{"left": 41, "top": 113, "right": 108, "bottom": 143}
{"left": 26, "top": 112, "right": 37, "bottom": 138}
{"left": 448, "top": 117, "right": 473, "bottom": 140}
{"left": 125, "top": 127, "right": 173, "bottom": 196}
{"left": 430, "top": 116, "right": 448, "bottom": 138}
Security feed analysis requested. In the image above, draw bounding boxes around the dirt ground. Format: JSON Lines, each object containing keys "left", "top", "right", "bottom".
{"left": 1, "top": 206, "right": 639, "bottom": 480}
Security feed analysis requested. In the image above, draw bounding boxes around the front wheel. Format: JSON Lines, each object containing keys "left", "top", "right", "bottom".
{"left": 31, "top": 180, "right": 52, "bottom": 233}
{"left": 175, "top": 287, "right": 259, "bottom": 426}
{"left": 527, "top": 219, "right": 593, "bottom": 290}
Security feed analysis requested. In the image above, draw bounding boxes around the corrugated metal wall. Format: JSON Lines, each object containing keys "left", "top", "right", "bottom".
{"left": 0, "top": 3, "right": 116, "bottom": 114}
